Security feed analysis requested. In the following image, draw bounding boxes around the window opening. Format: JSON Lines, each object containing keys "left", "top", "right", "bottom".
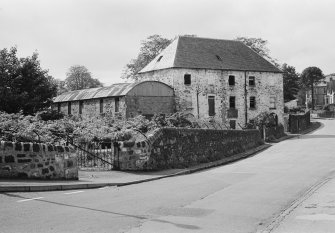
{"left": 184, "top": 74, "right": 191, "bottom": 85}
{"left": 229, "top": 96, "right": 236, "bottom": 109}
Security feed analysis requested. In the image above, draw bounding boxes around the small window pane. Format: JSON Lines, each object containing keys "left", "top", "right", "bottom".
{"left": 208, "top": 96, "right": 215, "bottom": 116}
{"left": 184, "top": 74, "right": 191, "bottom": 85}
{"left": 230, "top": 120, "right": 236, "bottom": 129}
{"left": 229, "top": 75, "right": 235, "bottom": 86}
{"left": 249, "top": 76, "right": 255, "bottom": 86}
{"left": 250, "top": 96, "right": 256, "bottom": 109}
{"left": 229, "top": 96, "right": 236, "bottom": 109}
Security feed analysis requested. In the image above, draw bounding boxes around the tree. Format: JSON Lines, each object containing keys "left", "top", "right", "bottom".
{"left": 0, "top": 47, "right": 58, "bottom": 114}
{"left": 300, "top": 66, "right": 324, "bottom": 110}
{"left": 65, "top": 65, "right": 103, "bottom": 91}
{"left": 282, "top": 63, "right": 300, "bottom": 102}
{"left": 235, "top": 37, "right": 279, "bottom": 67}
{"left": 54, "top": 79, "right": 69, "bottom": 95}
{"left": 122, "top": 35, "right": 172, "bottom": 81}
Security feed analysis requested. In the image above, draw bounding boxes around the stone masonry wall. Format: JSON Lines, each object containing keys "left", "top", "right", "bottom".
{"left": 0, "top": 141, "right": 78, "bottom": 179}
{"left": 117, "top": 128, "right": 263, "bottom": 170}
{"left": 288, "top": 111, "right": 311, "bottom": 133}
{"left": 53, "top": 97, "right": 127, "bottom": 119}
{"left": 140, "top": 68, "right": 284, "bottom": 128}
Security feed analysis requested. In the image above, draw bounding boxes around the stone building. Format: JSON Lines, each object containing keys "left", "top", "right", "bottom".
{"left": 138, "top": 36, "right": 284, "bottom": 128}
{"left": 52, "top": 81, "right": 175, "bottom": 118}
{"left": 325, "top": 75, "right": 335, "bottom": 105}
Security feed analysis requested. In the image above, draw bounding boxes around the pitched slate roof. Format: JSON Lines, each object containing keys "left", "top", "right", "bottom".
{"left": 53, "top": 83, "right": 136, "bottom": 103}
{"left": 139, "top": 36, "right": 281, "bottom": 73}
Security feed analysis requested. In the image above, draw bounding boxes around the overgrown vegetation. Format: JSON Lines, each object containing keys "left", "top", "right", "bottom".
{"left": 0, "top": 111, "right": 209, "bottom": 144}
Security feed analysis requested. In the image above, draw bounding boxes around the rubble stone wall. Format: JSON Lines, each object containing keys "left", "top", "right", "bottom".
{"left": 0, "top": 141, "right": 78, "bottom": 180}
{"left": 118, "top": 128, "right": 263, "bottom": 170}
{"left": 140, "top": 68, "right": 284, "bottom": 127}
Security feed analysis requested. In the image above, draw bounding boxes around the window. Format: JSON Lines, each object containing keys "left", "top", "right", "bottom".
{"left": 208, "top": 96, "right": 215, "bottom": 116}
{"left": 157, "top": 56, "right": 163, "bottom": 62}
{"left": 100, "top": 99, "right": 104, "bottom": 114}
{"left": 230, "top": 120, "right": 236, "bottom": 129}
{"left": 249, "top": 76, "right": 255, "bottom": 86}
{"left": 229, "top": 96, "right": 236, "bottom": 109}
{"left": 228, "top": 75, "right": 235, "bottom": 86}
{"left": 57, "top": 103, "right": 61, "bottom": 112}
{"left": 115, "top": 97, "right": 119, "bottom": 112}
{"left": 270, "top": 96, "right": 276, "bottom": 109}
{"left": 250, "top": 96, "right": 256, "bottom": 109}
{"left": 184, "top": 74, "right": 191, "bottom": 85}
{"left": 68, "top": 102, "right": 71, "bottom": 115}
{"left": 79, "top": 101, "right": 84, "bottom": 114}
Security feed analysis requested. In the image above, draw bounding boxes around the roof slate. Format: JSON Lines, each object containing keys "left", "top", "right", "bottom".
{"left": 139, "top": 36, "right": 281, "bottom": 73}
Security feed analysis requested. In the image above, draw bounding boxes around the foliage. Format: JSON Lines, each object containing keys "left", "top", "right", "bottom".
{"left": 235, "top": 37, "right": 279, "bottom": 67}
{"left": 36, "top": 110, "right": 64, "bottom": 121}
{"left": 0, "top": 47, "right": 58, "bottom": 114}
{"left": 65, "top": 65, "right": 103, "bottom": 91}
{"left": 282, "top": 63, "right": 301, "bottom": 102}
{"left": 54, "top": 79, "right": 69, "bottom": 95}
{"left": 122, "top": 35, "right": 172, "bottom": 81}
{"left": 250, "top": 111, "right": 278, "bottom": 128}
{"left": 300, "top": 66, "right": 324, "bottom": 110}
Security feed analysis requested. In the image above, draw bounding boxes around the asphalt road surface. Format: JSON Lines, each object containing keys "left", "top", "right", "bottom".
{"left": 1, "top": 119, "right": 335, "bottom": 233}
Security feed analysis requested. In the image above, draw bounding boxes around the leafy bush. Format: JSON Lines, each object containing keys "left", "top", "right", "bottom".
{"left": 37, "top": 110, "right": 64, "bottom": 121}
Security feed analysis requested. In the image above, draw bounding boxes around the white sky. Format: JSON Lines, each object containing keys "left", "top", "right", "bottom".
{"left": 1, "top": 0, "right": 334, "bottom": 85}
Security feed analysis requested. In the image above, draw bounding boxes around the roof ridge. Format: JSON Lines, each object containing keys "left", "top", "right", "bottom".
{"left": 177, "top": 35, "right": 240, "bottom": 43}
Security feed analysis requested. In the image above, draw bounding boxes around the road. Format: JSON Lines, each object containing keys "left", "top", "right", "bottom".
{"left": 1, "top": 119, "right": 335, "bottom": 233}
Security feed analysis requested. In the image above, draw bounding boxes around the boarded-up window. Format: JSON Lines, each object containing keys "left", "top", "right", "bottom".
{"left": 249, "top": 76, "right": 255, "bottom": 86}
{"left": 230, "top": 120, "right": 236, "bottom": 129}
{"left": 229, "top": 75, "right": 235, "bottom": 86}
{"left": 208, "top": 96, "right": 215, "bottom": 116}
{"left": 100, "top": 99, "right": 103, "bottom": 114}
{"left": 115, "top": 97, "right": 119, "bottom": 113}
{"left": 270, "top": 96, "right": 276, "bottom": 109}
{"left": 184, "top": 74, "right": 191, "bottom": 85}
{"left": 79, "top": 101, "right": 84, "bottom": 114}
{"left": 68, "top": 102, "right": 71, "bottom": 115}
{"left": 229, "top": 96, "right": 236, "bottom": 109}
{"left": 185, "top": 92, "right": 192, "bottom": 109}
{"left": 250, "top": 96, "right": 256, "bottom": 109}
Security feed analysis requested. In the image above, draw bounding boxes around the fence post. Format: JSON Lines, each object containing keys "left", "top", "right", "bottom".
{"left": 113, "top": 141, "right": 120, "bottom": 170}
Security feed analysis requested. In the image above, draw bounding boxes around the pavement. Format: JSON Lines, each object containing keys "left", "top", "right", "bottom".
{"left": 0, "top": 121, "right": 321, "bottom": 193}
{"left": 270, "top": 171, "right": 335, "bottom": 233}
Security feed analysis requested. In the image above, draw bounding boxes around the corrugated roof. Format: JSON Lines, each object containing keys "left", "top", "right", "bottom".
{"left": 53, "top": 83, "right": 137, "bottom": 103}
{"left": 139, "top": 36, "right": 282, "bottom": 73}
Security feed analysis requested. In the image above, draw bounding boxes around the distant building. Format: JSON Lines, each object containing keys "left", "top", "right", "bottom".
{"left": 325, "top": 75, "right": 335, "bottom": 105}
{"left": 138, "top": 36, "right": 284, "bottom": 128}
{"left": 52, "top": 81, "right": 175, "bottom": 118}
{"left": 306, "top": 74, "right": 335, "bottom": 107}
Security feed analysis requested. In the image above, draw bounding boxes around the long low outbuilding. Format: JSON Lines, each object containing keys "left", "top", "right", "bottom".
{"left": 52, "top": 81, "right": 175, "bottom": 119}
